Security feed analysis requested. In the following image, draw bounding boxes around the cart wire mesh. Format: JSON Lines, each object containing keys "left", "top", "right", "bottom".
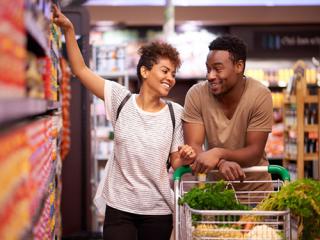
{"left": 178, "top": 180, "right": 291, "bottom": 240}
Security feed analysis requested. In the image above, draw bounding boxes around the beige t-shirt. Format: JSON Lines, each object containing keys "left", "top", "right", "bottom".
{"left": 182, "top": 77, "right": 273, "bottom": 191}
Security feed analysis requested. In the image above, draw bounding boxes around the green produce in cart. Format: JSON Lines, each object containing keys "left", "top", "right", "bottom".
{"left": 257, "top": 178, "right": 320, "bottom": 240}
{"left": 179, "top": 180, "right": 249, "bottom": 211}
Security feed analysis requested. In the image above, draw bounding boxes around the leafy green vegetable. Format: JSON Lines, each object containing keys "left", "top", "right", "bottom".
{"left": 257, "top": 178, "right": 320, "bottom": 240}
{"left": 179, "top": 180, "right": 249, "bottom": 210}
{"left": 179, "top": 181, "right": 250, "bottom": 222}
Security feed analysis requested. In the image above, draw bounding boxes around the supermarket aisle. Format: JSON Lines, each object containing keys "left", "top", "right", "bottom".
{"left": 1, "top": 0, "right": 320, "bottom": 239}
{"left": 0, "top": 0, "right": 70, "bottom": 239}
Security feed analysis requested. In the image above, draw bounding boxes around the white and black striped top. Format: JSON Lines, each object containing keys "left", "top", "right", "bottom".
{"left": 94, "top": 80, "right": 184, "bottom": 215}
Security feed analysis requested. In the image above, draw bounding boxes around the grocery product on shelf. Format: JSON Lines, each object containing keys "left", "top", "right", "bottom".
{"left": 0, "top": 116, "right": 60, "bottom": 239}
{"left": 60, "top": 58, "right": 71, "bottom": 160}
{"left": 0, "top": 1, "right": 69, "bottom": 239}
{"left": 265, "top": 92, "right": 285, "bottom": 159}
{"left": 0, "top": 0, "right": 26, "bottom": 99}
{"left": 26, "top": 53, "right": 45, "bottom": 99}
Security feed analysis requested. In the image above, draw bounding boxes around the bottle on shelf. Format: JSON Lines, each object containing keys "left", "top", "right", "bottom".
{"left": 283, "top": 60, "right": 320, "bottom": 179}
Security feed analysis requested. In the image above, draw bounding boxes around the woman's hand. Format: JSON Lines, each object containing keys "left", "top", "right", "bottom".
{"left": 178, "top": 144, "right": 196, "bottom": 165}
{"left": 52, "top": 4, "right": 73, "bottom": 31}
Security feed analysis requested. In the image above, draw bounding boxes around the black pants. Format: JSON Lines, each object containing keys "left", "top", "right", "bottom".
{"left": 103, "top": 205, "right": 173, "bottom": 240}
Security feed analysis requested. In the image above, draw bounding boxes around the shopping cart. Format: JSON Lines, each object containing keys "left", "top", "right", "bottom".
{"left": 173, "top": 165, "right": 292, "bottom": 240}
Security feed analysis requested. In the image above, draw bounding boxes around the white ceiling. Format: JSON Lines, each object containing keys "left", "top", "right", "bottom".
{"left": 85, "top": 5, "right": 320, "bottom": 26}
{"left": 85, "top": 0, "right": 320, "bottom": 6}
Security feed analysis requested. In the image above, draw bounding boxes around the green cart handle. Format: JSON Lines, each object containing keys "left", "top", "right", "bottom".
{"left": 173, "top": 165, "right": 290, "bottom": 181}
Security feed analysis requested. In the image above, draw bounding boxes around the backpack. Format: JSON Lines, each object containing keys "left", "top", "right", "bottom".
{"left": 116, "top": 93, "right": 175, "bottom": 171}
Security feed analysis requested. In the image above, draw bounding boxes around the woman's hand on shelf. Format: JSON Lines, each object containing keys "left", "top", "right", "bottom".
{"left": 52, "top": 4, "right": 73, "bottom": 32}
{"left": 51, "top": 4, "right": 105, "bottom": 99}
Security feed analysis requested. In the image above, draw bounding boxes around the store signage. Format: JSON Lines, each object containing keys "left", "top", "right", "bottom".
{"left": 255, "top": 32, "right": 320, "bottom": 51}
{"left": 230, "top": 26, "right": 320, "bottom": 58}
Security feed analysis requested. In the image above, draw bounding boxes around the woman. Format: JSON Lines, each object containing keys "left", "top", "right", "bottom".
{"left": 53, "top": 5, "right": 195, "bottom": 240}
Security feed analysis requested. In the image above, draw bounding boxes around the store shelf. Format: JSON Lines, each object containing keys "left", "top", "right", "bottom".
{"left": 47, "top": 100, "right": 61, "bottom": 110}
{"left": 0, "top": 1, "right": 66, "bottom": 238}
{"left": 0, "top": 99, "right": 61, "bottom": 125}
{"left": 91, "top": 44, "right": 131, "bottom": 231}
{"left": 284, "top": 126, "right": 297, "bottom": 132}
{"left": 96, "top": 136, "right": 112, "bottom": 141}
{"left": 268, "top": 84, "right": 287, "bottom": 90}
{"left": 304, "top": 124, "right": 318, "bottom": 132}
{"left": 305, "top": 95, "right": 318, "bottom": 103}
{"left": 304, "top": 154, "right": 319, "bottom": 161}
{"left": 282, "top": 60, "right": 320, "bottom": 179}
{"left": 0, "top": 98, "right": 47, "bottom": 125}
{"left": 285, "top": 154, "right": 319, "bottom": 161}
{"left": 284, "top": 154, "right": 297, "bottom": 161}
{"left": 95, "top": 71, "right": 128, "bottom": 78}
{"left": 29, "top": 160, "right": 57, "bottom": 229}
{"left": 25, "top": 10, "right": 49, "bottom": 56}
{"left": 268, "top": 156, "right": 284, "bottom": 160}
{"left": 96, "top": 156, "right": 108, "bottom": 161}
{"left": 283, "top": 92, "right": 318, "bottom": 104}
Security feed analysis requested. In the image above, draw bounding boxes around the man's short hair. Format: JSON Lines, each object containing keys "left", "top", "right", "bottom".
{"left": 209, "top": 35, "right": 247, "bottom": 65}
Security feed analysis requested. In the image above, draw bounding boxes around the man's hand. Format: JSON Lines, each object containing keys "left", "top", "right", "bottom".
{"left": 178, "top": 145, "right": 196, "bottom": 166}
{"left": 191, "top": 149, "right": 221, "bottom": 174}
{"left": 218, "top": 160, "right": 246, "bottom": 181}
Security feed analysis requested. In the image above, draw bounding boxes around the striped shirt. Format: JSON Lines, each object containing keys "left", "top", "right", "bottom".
{"left": 94, "top": 80, "right": 184, "bottom": 215}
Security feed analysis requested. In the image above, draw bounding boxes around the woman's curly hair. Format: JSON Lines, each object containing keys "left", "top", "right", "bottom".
{"left": 136, "top": 41, "right": 181, "bottom": 83}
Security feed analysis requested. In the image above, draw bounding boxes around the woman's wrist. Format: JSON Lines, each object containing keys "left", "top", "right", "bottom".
{"left": 64, "top": 24, "right": 74, "bottom": 34}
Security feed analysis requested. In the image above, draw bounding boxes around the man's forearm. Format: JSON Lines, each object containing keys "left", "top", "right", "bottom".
{"left": 207, "top": 147, "right": 262, "bottom": 168}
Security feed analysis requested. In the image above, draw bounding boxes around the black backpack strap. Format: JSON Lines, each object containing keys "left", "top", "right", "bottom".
{"left": 116, "top": 92, "right": 132, "bottom": 121}
{"left": 166, "top": 101, "right": 175, "bottom": 171}
{"left": 167, "top": 102, "right": 175, "bottom": 131}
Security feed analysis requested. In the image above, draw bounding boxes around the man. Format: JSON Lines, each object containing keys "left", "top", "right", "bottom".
{"left": 182, "top": 35, "right": 273, "bottom": 191}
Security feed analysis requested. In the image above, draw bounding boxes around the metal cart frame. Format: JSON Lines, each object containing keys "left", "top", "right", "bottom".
{"left": 173, "top": 165, "right": 291, "bottom": 240}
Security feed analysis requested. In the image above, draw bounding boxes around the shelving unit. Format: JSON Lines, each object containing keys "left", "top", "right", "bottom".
{"left": 245, "top": 64, "right": 291, "bottom": 160}
{"left": 90, "top": 44, "right": 129, "bottom": 232}
{"left": 0, "top": 1, "right": 70, "bottom": 239}
{"left": 282, "top": 60, "right": 320, "bottom": 180}
{"left": 245, "top": 60, "right": 319, "bottom": 162}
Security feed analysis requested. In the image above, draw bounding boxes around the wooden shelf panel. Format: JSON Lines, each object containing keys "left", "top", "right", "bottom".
{"left": 284, "top": 126, "right": 296, "bottom": 132}
{"left": 284, "top": 155, "right": 296, "bottom": 161}
{"left": 305, "top": 95, "right": 318, "bottom": 103}
{"left": 282, "top": 62, "right": 320, "bottom": 179}
{"left": 304, "top": 124, "right": 319, "bottom": 132}
{"left": 304, "top": 154, "right": 319, "bottom": 161}
{"left": 284, "top": 154, "right": 319, "bottom": 161}
{"left": 285, "top": 125, "right": 318, "bottom": 132}
{"left": 283, "top": 95, "right": 319, "bottom": 104}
